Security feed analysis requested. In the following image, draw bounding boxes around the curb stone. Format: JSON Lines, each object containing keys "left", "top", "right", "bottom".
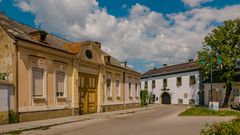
{"left": 0, "top": 105, "right": 160, "bottom": 134}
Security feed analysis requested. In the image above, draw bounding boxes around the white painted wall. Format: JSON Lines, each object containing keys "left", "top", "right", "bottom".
{"left": 0, "top": 84, "right": 13, "bottom": 111}
{"left": 141, "top": 71, "right": 200, "bottom": 105}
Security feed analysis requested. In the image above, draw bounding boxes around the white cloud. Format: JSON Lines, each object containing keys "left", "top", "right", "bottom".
{"left": 16, "top": 1, "right": 34, "bottom": 12}
{"left": 14, "top": 0, "right": 240, "bottom": 66}
{"left": 182, "top": 0, "right": 213, "bottom": 8}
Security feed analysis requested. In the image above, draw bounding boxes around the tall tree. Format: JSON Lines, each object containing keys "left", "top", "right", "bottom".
{"left": 198, "top": 18, "right": 240, "bottom": 107}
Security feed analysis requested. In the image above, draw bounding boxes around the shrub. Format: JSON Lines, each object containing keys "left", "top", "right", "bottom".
{"left": 9, "top": 110, "right": 19, "bottom": 124}
{"left": 140, "top": 90, "right": 148, "bottom": 106}
{"left": 201, "top": 118, "right": 240, "bottom": 135}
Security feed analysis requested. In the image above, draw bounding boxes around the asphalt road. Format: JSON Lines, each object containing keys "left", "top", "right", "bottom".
{"left": 20, "top": 105, "right": 233, "bottom": 135}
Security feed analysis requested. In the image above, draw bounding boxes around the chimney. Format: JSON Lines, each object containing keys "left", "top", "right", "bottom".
{"left": 124, "top": 61, "right": 127, "bottom": 67}
{"left": 163, "top": 64, "right": 167, "bottom": 67}
{"left": 29, "top": 30, "right": 48, "bottom": 43}
{"left": 188, "top": 59, "right": 194, "bottom": 63}
{"left": 94, "top": 42, "right": 101, "bottom": 49}
{"left": 119, "top": 61, "right": 127, "bottom": 67}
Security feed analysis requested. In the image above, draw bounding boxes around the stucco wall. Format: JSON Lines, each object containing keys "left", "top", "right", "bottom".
{"left": 125, "top": 73, "right": 141, "bottom": 104}
{"left": 102, "top": 67, "right": 140, "bottom": 107}
{"left": 141, "top": 71, "right": 200, "bottom": 105}
{"left": 0, "top": 26, "right": 14, "bottom": 82}
{"left": 17, "top": 41, "right": 73, "bottom": 113}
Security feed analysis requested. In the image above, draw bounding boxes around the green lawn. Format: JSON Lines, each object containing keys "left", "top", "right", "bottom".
{"left": 201, "top": 118, "right": 240, "bottom": 135}
{"left": 179, "top": 106, "right": 240, "bottom": 116}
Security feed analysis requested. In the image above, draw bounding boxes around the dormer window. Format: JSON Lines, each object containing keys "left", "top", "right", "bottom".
{"left": 85, "top": 50, "right": 93, "bottom": 59}
{"left": 29, "top": 30, "right": 48, "bottom": 43}
{"left": 40, "top": 31, "right": 48, "bottom": 41}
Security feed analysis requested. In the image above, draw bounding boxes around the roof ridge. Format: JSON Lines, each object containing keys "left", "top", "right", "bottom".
{"left": 154, "top": 61, "right": 197, "bottom": 71}
{"left": 142, "top": 61, "right": 199, "bottom": 76}
{"left": 0, "top": 13, "right": 72, "bottom": 43}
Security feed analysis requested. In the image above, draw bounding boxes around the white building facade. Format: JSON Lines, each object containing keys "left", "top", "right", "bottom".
{"left": 141, "top": 62, "right": 200, "bottom": 105}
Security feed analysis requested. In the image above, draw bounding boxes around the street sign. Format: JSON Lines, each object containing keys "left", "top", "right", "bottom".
{"left": 209, "top": 102, "right": 219, "bottom": 111}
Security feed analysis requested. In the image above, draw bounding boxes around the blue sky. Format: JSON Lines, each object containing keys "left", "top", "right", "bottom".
{"left": 1, "top": 0, "right": 240, "bottom": 73}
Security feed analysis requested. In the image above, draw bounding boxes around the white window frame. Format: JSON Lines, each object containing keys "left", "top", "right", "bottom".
{"left": 189, "top": 75, "right": 196, "bottom": 85}
{"left": 116, "top": 79, "right": 120, "bottom": 98}
{"left": 106, "top": 72, "right": 112, "bottom": 98}
{"left": 152, "top": 80, "right": 155, "bottom": 90}
{"left": 135, "top": 83, "right": 139, "bottom": 98}
{"left": 29, "top": 56, "right": 47, "bottom": 101}
{"left": 106, "top": 78, "right": 112, "bottom": 97}
{"left": 54, "top": 61, "right": 68, "bottom": 100}
{"left": 129, "top": 81, "right": 132, "bottom": 98}
{"left": 176, "top": 76, "right": 182, "bottom": 86}
{"left": 55, "top": 71, "right": 67, "bottom": 98}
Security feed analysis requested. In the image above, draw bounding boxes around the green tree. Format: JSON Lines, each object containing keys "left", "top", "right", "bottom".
{"left": 198, "top": 18, "right": 240, "bottom": 107}
{"left": 140, "top": 90, "right": 149, "bottom": 106}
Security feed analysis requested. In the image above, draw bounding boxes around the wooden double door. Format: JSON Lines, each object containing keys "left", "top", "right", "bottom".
{"left": 162, "top": 92, "right": 171, "bottom": 104}
{"left": 78, "top": 73, "right": 98, "bottom": 114}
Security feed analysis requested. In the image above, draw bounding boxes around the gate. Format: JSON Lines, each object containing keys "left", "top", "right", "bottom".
{"left": 161, "top": 92, "right": 171, "bottom": 104}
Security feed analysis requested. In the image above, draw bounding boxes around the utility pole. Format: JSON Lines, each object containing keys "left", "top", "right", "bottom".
{"left": 210, "top": 52, "right": 213, "bottom": 102}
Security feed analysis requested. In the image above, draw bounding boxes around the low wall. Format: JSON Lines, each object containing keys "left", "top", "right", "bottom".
{"left": 102, "top": 103, "right": 141, "bottom": 112}
{"left": 204, "top": 82, "right": 240, "bottom": 107}
{"left": 19, "top": 109, "right": 72, "bottom": 122}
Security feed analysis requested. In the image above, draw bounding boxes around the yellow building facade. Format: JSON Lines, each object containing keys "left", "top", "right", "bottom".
{"left": 0, "top": 14, "right": 141, "bottom": 122}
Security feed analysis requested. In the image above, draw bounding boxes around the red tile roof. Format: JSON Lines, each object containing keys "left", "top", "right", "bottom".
{"left": 142, "top": 62, "right": 199, "bottom": 78}
{"left": 0, "top": 13, "right": 140, "bottom": 74}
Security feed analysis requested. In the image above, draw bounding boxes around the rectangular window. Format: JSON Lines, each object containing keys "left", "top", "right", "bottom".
{"left": 177, "top": 77, "right": 182, "bottom": 86}
{"left": 106, "top": 79, "right": 111, "bottom": 97}
{"left": 178, "top": 99, "right": 183, "bottom": 104}
{"left": 129, "top": 82, "right": 132, "bottom": 97}
{"left": 144, "top": 81, "right": 148, "bottom": 89}
{"left": 89, "top": 78, "right": 96, "bottom": 88}
{"left": 32, "top": 67, "right": 44, "bottom": 97}
{"left": 79, "top": 77, "right": 85, "bottom": 88}
{"left": 135, "top": 83, "right": 138, "bottom": 97}
{"left": 163, "top": 79, "right": 167, "bottom": 88}
{"left": 189, "top": 75, "right": 196, "bottom": 85}
{"left": 152, "top": 80, "right": 155, "bottom": 89}
{"left": 56, "top": 71, "right": 65, "bottom": 97}
{"left": 189, "top": 99, "right": 195, "bottom": 104}
{"left": 116, "top": 80, "right": 120, "bottom": 97}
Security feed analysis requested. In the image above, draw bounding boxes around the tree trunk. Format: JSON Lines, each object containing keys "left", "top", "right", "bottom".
{"left": 222, "top": 80, "right": 232, "bottom": 107}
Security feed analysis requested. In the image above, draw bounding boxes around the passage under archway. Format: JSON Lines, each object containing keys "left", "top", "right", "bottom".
{"left": 161, "top": 92, "right": 171, "bottom": 104}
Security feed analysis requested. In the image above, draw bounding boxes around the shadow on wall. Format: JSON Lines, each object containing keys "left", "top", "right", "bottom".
{"left": 190, "top": 82, "right": 199, "bottom": 104}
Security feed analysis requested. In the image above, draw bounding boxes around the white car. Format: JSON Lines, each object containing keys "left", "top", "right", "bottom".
{"left": 231, "top": 96, "right": 240, "bottom": 110}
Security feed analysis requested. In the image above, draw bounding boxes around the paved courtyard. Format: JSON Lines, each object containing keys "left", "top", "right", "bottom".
{"left": 15, "top": 105, "right": 233, "bottom": 135}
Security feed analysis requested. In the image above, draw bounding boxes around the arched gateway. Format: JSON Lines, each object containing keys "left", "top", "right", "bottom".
{"left": 161, "top": 92, "right": 171, "bottom": 104}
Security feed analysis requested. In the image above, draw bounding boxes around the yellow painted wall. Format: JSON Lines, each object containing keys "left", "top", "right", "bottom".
{"left": 17, "top": 40, "right": 73, "bottom": 112}
{"left": 0, "top": 26, "right": 15, "bottom": 82}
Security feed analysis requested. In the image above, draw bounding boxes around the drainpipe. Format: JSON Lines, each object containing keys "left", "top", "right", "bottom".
{"left": 15, "top": 42, "right": 19, "bottom": 120}
{"left": 71, "top": 56, "right": 74, "bottom": 116}
{"left": 123, "top": 71, "right": 126, "bottom": 110}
